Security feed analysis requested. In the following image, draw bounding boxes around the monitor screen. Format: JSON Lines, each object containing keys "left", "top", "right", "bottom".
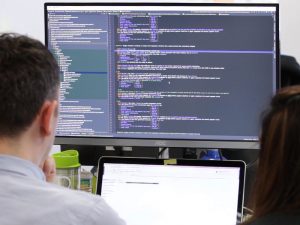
{"left": 45, "top": 3, "right": 279, "bottom": 149}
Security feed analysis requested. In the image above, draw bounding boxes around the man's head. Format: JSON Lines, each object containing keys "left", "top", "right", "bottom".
{"left": 0, "top": 33, "right": 59, "bottom": 163}
{"left": 0, "top": 33, "right": 59, "bottom": 136}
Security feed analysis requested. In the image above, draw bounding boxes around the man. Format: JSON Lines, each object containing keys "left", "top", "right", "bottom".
{"left": 0, "top": 33, "right": 126, "bottom": 225}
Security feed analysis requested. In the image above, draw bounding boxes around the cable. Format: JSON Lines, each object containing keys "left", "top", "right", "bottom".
{"left": 218, "top": 149, "right": 223, "bottom": 161}
{"left": 114, "top": 146, "right": 124, "bottom": 156}
{"left": 246, "top": 158, "right": 258, "bottom": 169}
{"left": 157, "top": 147, "right": 168, "bottom": 158}
{"left": 243, "top": 206, "right": 254, "bottom": 214}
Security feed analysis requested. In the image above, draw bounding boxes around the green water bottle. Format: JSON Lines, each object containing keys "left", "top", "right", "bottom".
{"left": 52, "top": 150, "right": 81, "bottom": 190}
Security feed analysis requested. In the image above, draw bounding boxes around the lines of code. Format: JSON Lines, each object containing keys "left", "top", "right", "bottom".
{"left": 48, "top": 11, "right": 111, "bottom": 136}
{"left": 46, "top": 7, "right": 277, "bottom": 140}
{"left": 114, "top": 13, "right": 275, "bottom": 137}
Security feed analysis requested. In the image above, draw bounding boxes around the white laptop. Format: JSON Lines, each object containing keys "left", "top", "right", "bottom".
{"left": 97, "top": 157, "right": 246, "bottom": 225}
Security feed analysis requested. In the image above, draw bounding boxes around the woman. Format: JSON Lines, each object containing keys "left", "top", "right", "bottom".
{"left": 244, "top": 85, "right": 300, "bottom": 225}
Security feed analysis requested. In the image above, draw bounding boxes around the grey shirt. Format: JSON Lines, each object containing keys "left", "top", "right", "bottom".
{"left": 0, "top": 155, "right": 126, "bottom": 225}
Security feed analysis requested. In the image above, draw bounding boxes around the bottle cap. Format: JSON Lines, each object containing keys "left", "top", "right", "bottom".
{"left": 52, "top": 150, "right": 81, "bottom": 169}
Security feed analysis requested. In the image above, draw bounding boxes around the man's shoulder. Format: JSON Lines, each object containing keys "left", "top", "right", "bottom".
{"left": 42, "top": 182, "right": 108, "bottom": 210}
{"left": 0, "top": 178, "right": 126, "bottom": 225}
{"left": 36, "top": 182, "right": 126, "bottom": 225}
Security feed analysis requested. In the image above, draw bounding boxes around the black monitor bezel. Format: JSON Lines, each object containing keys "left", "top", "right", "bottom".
{"left": 45, "top": 2, "right": 280, "bottom": 150}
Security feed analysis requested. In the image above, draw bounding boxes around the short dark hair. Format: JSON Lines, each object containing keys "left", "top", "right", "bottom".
{"left": 0, "top": 33, "right": 59, "bottom": 137}
{"left": 245, "top": 85, "right": 300, "bottom": 223}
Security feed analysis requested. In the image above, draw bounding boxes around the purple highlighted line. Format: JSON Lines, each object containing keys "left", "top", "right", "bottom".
{"left": 117, "top": 50, "right": 274, "bottom": 54}
{"left": 161, "top": 50, "right": 274, "bottom": 54}
{"left": 71, "top": 71, "right": 107, "bottom": 74}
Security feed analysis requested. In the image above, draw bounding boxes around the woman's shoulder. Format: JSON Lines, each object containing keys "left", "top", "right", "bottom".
{"left": 246, "top": 212, "right": 300, "bottom": 225}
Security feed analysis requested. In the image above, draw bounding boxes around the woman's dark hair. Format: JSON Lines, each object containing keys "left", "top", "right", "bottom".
{"left": 245, "top": 85, "right": 300, "bottom": 223}
{"left": 0, "top": 33, "right": 59, "bottom": 137}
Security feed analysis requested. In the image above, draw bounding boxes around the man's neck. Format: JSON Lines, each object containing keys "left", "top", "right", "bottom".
{"left": 0, "top": 135, "right": 40, "bottom": 165}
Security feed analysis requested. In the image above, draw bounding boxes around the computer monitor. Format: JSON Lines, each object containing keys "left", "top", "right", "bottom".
{"left": 45, "top": 3, "right": 279, "bottom": 149}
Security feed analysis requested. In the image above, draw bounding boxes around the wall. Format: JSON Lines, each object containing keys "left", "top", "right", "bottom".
{"left": 0, "top": 0, "right": 299, "bottom": 62}
{"left": 279, "top": 1, "right": 300, "bottom": 60}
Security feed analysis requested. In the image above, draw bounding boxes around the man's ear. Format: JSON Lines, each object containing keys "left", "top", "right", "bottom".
{"left": 39, "top": 100, "right": 58, "bottom": 136}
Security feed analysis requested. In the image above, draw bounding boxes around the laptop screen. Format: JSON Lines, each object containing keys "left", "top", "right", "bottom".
{"left": 97, "top": 157, "right": 245, "bottom": 225}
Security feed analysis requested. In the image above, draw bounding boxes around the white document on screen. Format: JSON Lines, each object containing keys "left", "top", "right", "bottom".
{"left": 101, "top": 164, "right": 240, "bottom": 225}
